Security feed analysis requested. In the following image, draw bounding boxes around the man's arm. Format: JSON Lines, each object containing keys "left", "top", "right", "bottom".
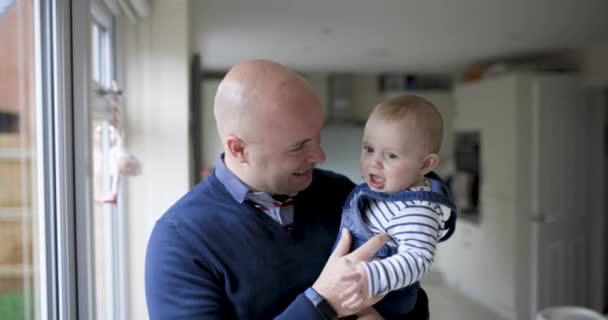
{"left": 145, "top": 220, "right": 226, "bottom": 320}
{"left": 273, "top": 292, "right": 337, "bottom": 320}
{"left": 272, "top": 230, "right": 388, "bottom": 319}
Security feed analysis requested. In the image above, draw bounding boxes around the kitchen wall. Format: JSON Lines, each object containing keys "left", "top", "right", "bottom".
{"left": 120, "top": 1, "right": 192, "bottom": 319}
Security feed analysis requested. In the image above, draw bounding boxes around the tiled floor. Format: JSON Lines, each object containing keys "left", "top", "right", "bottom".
{"left": 422, "top": 271, "right": 506, "bottom": 320}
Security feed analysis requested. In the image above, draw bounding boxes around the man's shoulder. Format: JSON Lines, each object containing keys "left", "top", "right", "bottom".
{"left": 157, "top": 176, "right": 231, "bottom": 227}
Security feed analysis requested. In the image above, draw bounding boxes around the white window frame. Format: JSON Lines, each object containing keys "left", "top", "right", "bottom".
{"left": 90, "top": 1, "right": 128, "bottom": 320}
{"left": 36, "top": 0, "right": 94, "bottom": 319}
{"left": 34, "top": 1, "right": 129, "bottom": 319}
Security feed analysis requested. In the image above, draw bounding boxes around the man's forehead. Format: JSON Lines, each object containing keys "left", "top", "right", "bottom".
{"left": 257, "top": 118, "right": 320, "bottom": 148}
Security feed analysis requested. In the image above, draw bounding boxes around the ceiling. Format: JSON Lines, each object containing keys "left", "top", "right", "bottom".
{"left": 192, "top": 0, "right": 608, "bottom": 73}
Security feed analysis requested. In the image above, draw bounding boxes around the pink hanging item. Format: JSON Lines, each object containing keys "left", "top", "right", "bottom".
{"left": 96, "top": 81, "right": 142, "bottom": 205}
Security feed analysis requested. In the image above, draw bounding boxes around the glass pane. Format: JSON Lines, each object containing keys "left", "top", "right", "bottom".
{"left": 92, "top": 23, "right": 100, "bottom": 84}
{"left": 92, "top": 119, "right": 115, "bottom": 320}
{"left": 0, "top": 0, "right": 39, "bottom": 319}
{"left": 91, "top": 83, "right": 128, "bottom": 320}
{"left": 91, "top": 22, "right": 110, "bottom": 87}
{"left": 91, "top": 9, "right": 125, "bottom": 319}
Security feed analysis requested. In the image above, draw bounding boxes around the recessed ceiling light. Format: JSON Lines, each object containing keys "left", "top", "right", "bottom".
{"left": 509, "top": 32, "right": 521, "bottom": 41}
{"left": 320, "top": 27, "right": 334, "bottom": 35}
{"left": 369, "top": 48, "right": 391, "bottom": 57}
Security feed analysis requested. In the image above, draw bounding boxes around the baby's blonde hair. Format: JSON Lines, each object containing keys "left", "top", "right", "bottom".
{"left": 370, "top": 94, "right": 443, "bottom": 154}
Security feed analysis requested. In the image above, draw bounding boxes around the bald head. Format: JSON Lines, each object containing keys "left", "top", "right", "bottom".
{"left": 214, "top": 60, "right": 320, "bottom": 143}
{"left": 213, "top": 60, "right": 326, "bottom": 194}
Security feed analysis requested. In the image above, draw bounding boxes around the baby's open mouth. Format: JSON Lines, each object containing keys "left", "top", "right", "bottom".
{"left": 368, "top": 174, "right": 385, "bottom": 189}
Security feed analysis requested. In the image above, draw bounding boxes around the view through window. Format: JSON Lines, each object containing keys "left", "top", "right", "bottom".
{"left": 0, "top": 0, "right": 39, "bottom": 319}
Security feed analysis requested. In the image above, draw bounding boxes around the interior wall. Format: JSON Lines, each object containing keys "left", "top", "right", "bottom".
{"left": 200, "top": 79, "right": 222, "bottom": 170}
{"left": 120, "top": 1, "right": 191, "bottom": 319}
{"left": 304, "top": 73, "right": 329, "bottom": 118}
{"left": 305, "top": 73, "right": 387, "bottom": 122}
{"left": 318, "top": 123, "right": 365, "bottom": 183}
{"left": 580, "top": 44, "right": 608, "bottom": 86}
{"left": 352, "top": 74, "right": 382, "bottom": 122}
{"left": 435, "top": 75, "right": 521, "bottom": 319}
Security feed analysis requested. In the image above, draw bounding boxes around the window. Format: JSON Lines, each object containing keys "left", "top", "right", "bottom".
{"left": 91, "top": 21, "right": 111, "bottom": 87}
{"left": 90, "top": 1, "right": 128, "bottom": 319}
{"left": 0, "top": 1, "right": 40, "bottom": 318}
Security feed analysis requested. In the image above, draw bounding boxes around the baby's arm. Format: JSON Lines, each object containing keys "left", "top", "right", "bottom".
{"left": 339, "top": 203, "right": 441, "bottom": 312}
{"left": 365, "top": 203, "right": 442, "bottom": 296}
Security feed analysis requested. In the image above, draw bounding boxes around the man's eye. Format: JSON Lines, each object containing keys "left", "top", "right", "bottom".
{"left": 385, "top": 152, "right": 397, "bottom": 159}
{"left": 289, "top": 144, "right": 305, "bottom": 152}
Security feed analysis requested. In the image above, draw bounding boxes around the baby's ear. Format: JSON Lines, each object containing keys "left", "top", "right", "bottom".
{"left": 420, "top": 153, "right": 439, "bottom": 176}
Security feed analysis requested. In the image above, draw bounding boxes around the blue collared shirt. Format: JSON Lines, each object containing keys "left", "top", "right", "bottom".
{"left": 214, "top": 154, "right": 294, "bottom": 227}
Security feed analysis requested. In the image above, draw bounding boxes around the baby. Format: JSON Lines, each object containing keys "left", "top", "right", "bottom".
{"left": 338, "top": 94, "right": 456, "bottom": 319}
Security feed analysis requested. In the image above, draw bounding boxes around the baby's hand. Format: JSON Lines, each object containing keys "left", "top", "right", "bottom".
{"left": 338, "top": 262, "right": 370, "bottom": 311}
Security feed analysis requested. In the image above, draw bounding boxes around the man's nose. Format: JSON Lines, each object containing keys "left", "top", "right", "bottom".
{"left": 309, "top": 143, "right": 326, "bottom": 164}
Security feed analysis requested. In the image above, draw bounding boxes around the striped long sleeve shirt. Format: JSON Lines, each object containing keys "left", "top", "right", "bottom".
{"left": 362, "top": 184, "right": 450, "bottom": 297}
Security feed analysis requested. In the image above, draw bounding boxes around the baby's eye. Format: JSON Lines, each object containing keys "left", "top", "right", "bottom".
{"left": 363, "top": 146, "right": 374, "bottom": 153}
{"left": 385, "top": 152, "right": 397, "bottom": 159}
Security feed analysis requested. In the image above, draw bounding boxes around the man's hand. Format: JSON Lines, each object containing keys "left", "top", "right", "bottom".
{"left": 312, "top": 229, "right": 389, "bottom": 317}
{"left": 339, "top": 262, "right": 370, "bottom": 311}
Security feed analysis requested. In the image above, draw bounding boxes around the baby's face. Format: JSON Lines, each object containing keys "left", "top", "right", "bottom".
{"left": 359, "top": 117, "right": 428, "bottom": 193}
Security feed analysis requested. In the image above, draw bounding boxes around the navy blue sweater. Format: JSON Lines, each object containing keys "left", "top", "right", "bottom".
{"left": 145, "top": 168, "right": 355, "bottom": 319}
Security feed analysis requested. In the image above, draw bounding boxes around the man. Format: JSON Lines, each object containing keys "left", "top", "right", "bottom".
{"left": 145, "top": 60, "right": 429, "bottom": 319}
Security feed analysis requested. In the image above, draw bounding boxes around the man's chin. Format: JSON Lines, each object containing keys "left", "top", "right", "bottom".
{"left": 288, "top": 174, "right": 313, "bottom": 193}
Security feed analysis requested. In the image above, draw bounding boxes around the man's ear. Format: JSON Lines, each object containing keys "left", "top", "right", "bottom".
{"left": 420, "top": 153, "right": 439, "bottom": 176}
{"left": 226, "top": 136, "right": 248, "bottom": 163}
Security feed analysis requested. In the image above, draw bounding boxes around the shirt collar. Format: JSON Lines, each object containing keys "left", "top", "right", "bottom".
{"left": 214, "top": 153, "right": 300, "bottom": 205}
{"left": 214, "top": 153, "right": 250, "bottom": 203}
